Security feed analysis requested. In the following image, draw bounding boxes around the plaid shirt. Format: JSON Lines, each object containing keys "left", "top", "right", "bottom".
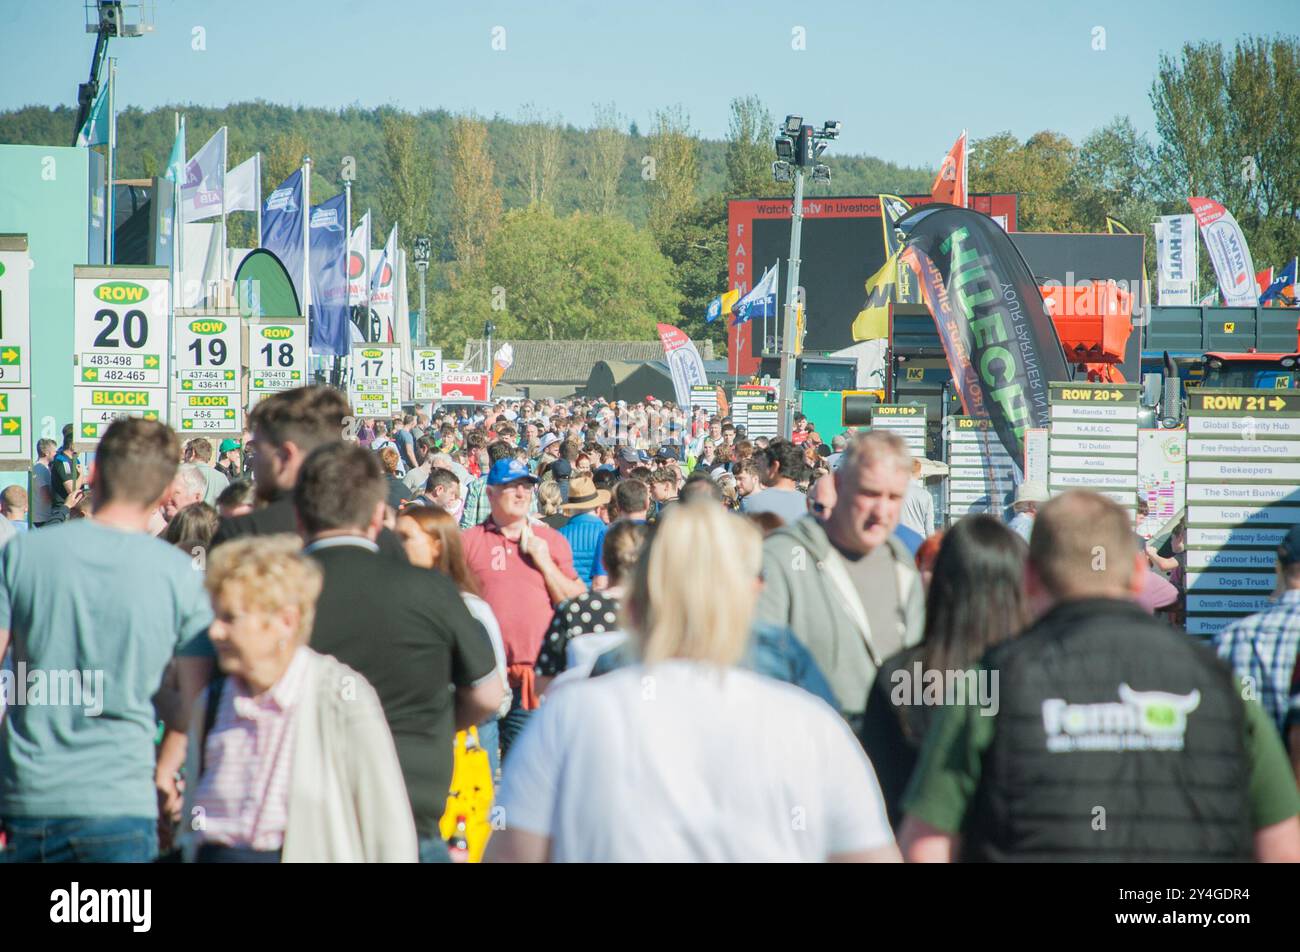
{"left": 457, "top": 475, "right": 539, "bottom": 529}
{"left": 1213, "top": 590, "right": 1300, "bottom": 737}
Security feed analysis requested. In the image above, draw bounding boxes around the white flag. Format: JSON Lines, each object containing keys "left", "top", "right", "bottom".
{"left": 348, "top": 211, "right": 371, "bottom": 305}
{"left": 1156, "top": 213, "right": 1196, "bottom": 305}
{"left": 181, "top": 127, "right": 226, "bottom": 223}
{"left": 371, "top": 224, "right": 398, "bottom": 341}
{"left": 224, "top": 153, "right": 260, "bottom": 214}
{"left": 1188, "top": 197, "right": 1256, "bottom": 307}
{"left": 394, "top": 248, "right": 412, "bottom": 392}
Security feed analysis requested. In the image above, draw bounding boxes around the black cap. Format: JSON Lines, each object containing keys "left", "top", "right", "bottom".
{"left": 1279, "top": 525, "right": 1300, "bottom": 567}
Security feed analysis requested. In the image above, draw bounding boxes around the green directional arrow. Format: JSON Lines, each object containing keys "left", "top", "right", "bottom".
{"left": 223, "top": 370, "right": 236, "bottom": 380}
{"left": 181, "top": 379, "right": 193, "bottom": 390}
{"left": 182, "top": 419, "right": 194, "bottom": 429}
{"left": 224, "top": 409, "right": 235, "bottom": 419}
{"left": 291, "top": 371, "right": 302, "bottom": 380}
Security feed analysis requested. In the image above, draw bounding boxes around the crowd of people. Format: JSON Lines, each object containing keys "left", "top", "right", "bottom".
{"left": 0, "top": 386, "right": 1297, "bottom": 862}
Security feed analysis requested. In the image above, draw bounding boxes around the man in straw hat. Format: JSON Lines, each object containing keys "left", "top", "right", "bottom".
{"left": 558, "top": 473, "right": 613, "bottom": 591}
{"left": 1008, "top": 480, "right": 1049, "bottom": 542}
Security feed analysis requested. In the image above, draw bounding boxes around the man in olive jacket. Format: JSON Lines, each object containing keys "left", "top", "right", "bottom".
{"left": 757, "top": 431, "right": 925, "bottom": 734}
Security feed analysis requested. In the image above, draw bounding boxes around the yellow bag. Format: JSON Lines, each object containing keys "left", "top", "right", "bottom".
{"left": 438, "top": 727, "right": 495, "bottom": 863}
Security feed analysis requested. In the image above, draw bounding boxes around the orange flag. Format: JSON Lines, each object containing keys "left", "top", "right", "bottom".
{"left": 930, "top": 131, "right": 968, "bottom": 207}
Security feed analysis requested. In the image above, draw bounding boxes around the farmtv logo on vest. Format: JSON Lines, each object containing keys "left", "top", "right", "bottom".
{"left": 1042, "top": 685, "right": 1200, "bottom": 753}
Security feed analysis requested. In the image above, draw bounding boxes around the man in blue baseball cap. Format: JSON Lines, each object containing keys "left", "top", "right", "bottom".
{"left": 461, "top": 455, "right": 585, "bottom": 760}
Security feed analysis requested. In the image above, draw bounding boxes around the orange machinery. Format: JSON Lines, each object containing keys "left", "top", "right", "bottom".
{"left": 1039, "top": 280, "right": 1134, "bottom": 383}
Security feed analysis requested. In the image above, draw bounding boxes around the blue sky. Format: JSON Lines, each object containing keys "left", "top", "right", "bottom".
{"left": 0, "top": 0, "right": 1289, "bottom": 168}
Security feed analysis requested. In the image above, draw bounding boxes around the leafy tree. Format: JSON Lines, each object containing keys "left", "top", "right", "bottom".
{"left": 581, "top": 102, "right": 626, "bottom": 217}
{"left": 655, "top": 193, "right": 729, "bottom": 347}
{"left": 725, "top": 95, "right": 774, "bottom": 198}
{"left": 446, "top": 115, "right": 503, "bottom": 272}
{"left": 644, "top": 105, "right": 700, "bottom": 243}
{"left": 379, "top": 111, "right": 434, "bottom": 254}
{"left": 517, "top": 104, "right": 564, "bottom": 206}
{"left": 970, "top": 130, "right": 1082, "bottom": 232}
{"left": 1151, "top": 36, "right": 1300, "bottom": 270}
{"left": 429, "top": 205, "right": 680, "bottom": 351}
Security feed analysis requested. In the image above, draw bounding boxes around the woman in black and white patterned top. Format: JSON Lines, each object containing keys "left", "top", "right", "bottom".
{"left": 535, "top": 520, "right": 648, "bottom": 681}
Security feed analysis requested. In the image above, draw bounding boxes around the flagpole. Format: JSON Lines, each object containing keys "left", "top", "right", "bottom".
{"left": 341, "top": 178, "right": 351, "bottom": 389}
{"left": 254, "top": 153, "right": 263, "bottom": 248}
{"left": 174, "top": 113, "right": 184, "bottom": 311}
{"left": 302, "top": 156, "right": 311, "bottom": 326}
{"left": 961, "top": 128, "right": 969, "bottom": 209}
{"left": 219, "top": 127, "right": 228, "bottom": 306}
{"left": 106, "top": 58, "right": 116, "bottom": 264}
{"left": 364, "top": 208, "right": 372, "bottom": 344}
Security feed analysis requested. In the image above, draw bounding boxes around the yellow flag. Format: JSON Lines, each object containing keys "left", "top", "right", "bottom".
{"left": 1105, "top": 216, "right": 1131, "bottom": 235}
{"left": 852, "top": 252, "right": 898, "bottom": 341}
{"left": 721, "top": 289, "right": 740, "bottom": 315}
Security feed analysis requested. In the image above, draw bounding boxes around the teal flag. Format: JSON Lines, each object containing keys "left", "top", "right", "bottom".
{"left": 163, "top": 117, "right": 186, "bottom": 183}
{"left": 76, "top": 85, "right": 109, "bottom": 148}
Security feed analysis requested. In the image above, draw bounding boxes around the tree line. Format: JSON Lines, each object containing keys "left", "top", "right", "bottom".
{"left": 1, "top": 36, "right": 1295, "bottom": 353}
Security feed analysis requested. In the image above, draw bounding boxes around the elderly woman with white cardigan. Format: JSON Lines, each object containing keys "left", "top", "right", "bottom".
{"left": 181, "top": 536, "right": 416, "bottom": 863}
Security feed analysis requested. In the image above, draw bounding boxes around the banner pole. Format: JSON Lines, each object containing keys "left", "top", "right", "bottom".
{"left": 106, "top": 58, "right": 116, "bottom": 265}
{"left": 219, "top": 127, "right": 228, "bottom": 305}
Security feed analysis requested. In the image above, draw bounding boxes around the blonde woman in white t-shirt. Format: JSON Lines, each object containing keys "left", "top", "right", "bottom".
{"left": 486, "top": 498, "right": 900, "bottom": 863}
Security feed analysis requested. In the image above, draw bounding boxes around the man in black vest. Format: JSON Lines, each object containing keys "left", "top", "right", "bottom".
{"left": 900, "top": 490, "right": 1300, "bottom": 862}
{"left": 295, "top": 443, "right": 502, "bottom": 863}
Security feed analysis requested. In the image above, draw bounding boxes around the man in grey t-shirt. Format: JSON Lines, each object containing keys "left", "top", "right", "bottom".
{"left": 0, "top": 419, "right": 212, "bottom": 863}
{"left": 743, "top": 438, "right": 809, "bottom": 525}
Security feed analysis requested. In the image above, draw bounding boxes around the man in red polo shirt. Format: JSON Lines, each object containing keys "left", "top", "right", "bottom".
{"left": 462, "top": 458, "right": 586, "bottom": 758}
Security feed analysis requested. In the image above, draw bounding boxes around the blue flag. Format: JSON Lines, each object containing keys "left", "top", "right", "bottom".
{"left": 1260, "top": 257, "right": 1297, "bottom": 305}
{"left": 308, "top": 192, "right": 351, "bottom": 356}
{"left": 261, "top": 168, "right": 305, "bottom": 310}
{"left": 733, "top": 262, "right": 778, "bottom": 326}
{"left": 706, "top": 295, "right": 723, "bottom": 323}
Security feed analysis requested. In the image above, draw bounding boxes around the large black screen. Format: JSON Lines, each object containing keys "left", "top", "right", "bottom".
{"left": 751, "top": 216, "right": 886, "bottom": 356}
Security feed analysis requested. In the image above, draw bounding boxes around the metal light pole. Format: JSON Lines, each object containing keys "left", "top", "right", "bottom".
{"left": 773, "top": 116, "right": 838, "bottom": 438}
{"left": 777, "top": 167, "right": 804, "bottom": 440}
{"left": 484, "top": 319, "right": 496, "bottom": 401}
{"left": 413, "top": 235, "right": 431, "bottom": 347}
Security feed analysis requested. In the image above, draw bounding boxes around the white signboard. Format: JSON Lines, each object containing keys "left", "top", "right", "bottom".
{"left": 246, "top": 318, "right": 307, "bottom": 405}
{"left": 176, "top": 391, "right": 241, "bottom": 434}
{"left": 0, "top": 236, "right": 32, "bottom": 388}
{"left": 74, "top": 267, "right": 170, "bottom": 388}
{"left": 745, "top": 402, "right": 780, "bottom": 439}
{"left": 413, "top": 349, "right": 443, "bottom": 402}
{"left": 1184, "top": 388, "right": 1300, "bottom": 637}
{"left": 0, "top": 389, "right": 31, "bottom": 463}
{"left": 945, "top": 416, "right": 1016, "bottom": 523}
{"left": 1047, "top": 383, "right": 1140, "bottom": 508}
{"left": 869, "top": 404, "right": 927, "bottom": 458}
{"left": 175, "top": 312, "right": 241, "bottom": 394}
{"left": 1137, "top": 429, "right": 1186, "bottom": 538}
{"left": 349, "top": 343, "right": 397, "bottom": 418}
{"left": 74, "top": 386, "right": 168, "bottom": 444}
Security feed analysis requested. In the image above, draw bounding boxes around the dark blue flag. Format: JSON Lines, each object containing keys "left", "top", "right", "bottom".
{"left": 261, "top": 168, "right": 305, "bottom": 309}
{"left": 307, "top": 192, "right": 351, "bottom": 356}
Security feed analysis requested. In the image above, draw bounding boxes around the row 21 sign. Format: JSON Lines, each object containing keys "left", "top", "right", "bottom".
{"left": 74, "top": 268, "right": 171, "bottom": 387}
